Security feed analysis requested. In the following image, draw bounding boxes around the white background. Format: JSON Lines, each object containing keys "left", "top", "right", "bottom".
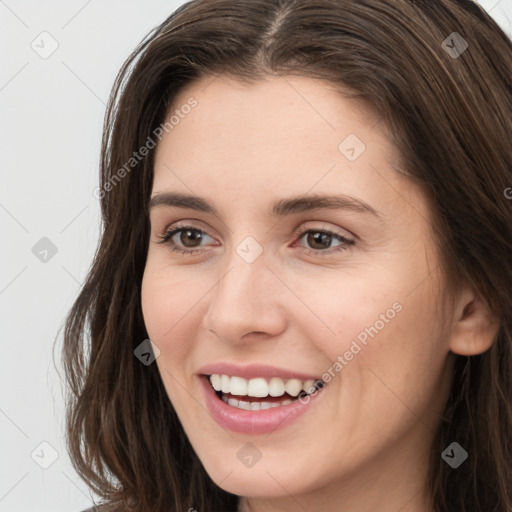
{"left": 1, "top": 1, "right": 510, "bottom": 510}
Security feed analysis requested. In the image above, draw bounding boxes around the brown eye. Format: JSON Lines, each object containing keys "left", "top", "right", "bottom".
{"left": 305, "top": 231, "right": 334, "bottom": 250}
{"left": 174, "top": 228, "right": 204, "bottom": 248}
{"left": 157, "top": 225, "right": 215, "bottom": 254}
{"left": 295, "top": 228, "right": 354, "bottom": 256}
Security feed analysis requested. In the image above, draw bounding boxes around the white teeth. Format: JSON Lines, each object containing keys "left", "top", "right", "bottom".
{"left": 238, "top": 400, "right": 251, "bottom": 410}
{"left": 221, "top": 374, "right": 230, "bottom": 393}
{"left": 210, "top": 374, "right": 222, "bottom": 391}
{"left": 247, "top": 377, "right": 268, "bottom": 397}
{"left": 303, "top": 379, "right": 315, "bottom": 393}
{"left": 230, "top": 376, "right": 248, "bottom": 396}
{"left": 222, "top": 397, "right": 295, "bottom": 410}
{"left": 208, "top": 373, "right": 324, "bottom": 402}
{"left": 268, "top": 377, "right": 285, "bottom": 397}
{"left": 284, "top": 379, "right": 303, "bottom": 397}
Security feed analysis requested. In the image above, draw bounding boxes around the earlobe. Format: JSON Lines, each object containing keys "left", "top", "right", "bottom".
{"left": 449, "top": 287, "right": 500, "bottom": 356}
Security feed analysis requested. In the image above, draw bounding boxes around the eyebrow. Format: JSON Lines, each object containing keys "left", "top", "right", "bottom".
{"left": 149, "top": 192, "right": 383, "bottom": 219}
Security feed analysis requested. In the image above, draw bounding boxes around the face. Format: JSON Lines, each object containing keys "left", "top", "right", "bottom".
{"left": 141, "top": 75, "right": 455, "bottom": 509}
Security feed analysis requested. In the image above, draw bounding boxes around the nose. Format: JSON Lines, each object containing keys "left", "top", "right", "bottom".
{"left": 201, "top": 248, "right": 287, "bottom": 345}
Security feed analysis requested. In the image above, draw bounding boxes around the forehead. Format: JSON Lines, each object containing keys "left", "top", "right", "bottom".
{"left": 158, "top": 74, "right": 381, "bottom": 155}
{"left": 151, "top": 74, "right": 420, "bottom": 217}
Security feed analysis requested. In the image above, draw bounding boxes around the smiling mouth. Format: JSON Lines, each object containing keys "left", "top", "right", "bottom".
{"left": 205, "top": 374, "right": 325, "bottom": 411}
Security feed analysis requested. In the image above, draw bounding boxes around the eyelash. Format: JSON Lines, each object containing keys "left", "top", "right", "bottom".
{"left": 156, "top": 222, "right": 354, "bottom": 257}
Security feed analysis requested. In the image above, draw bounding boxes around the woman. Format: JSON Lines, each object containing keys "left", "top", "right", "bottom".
{"left": 62, "top": 1, "right": 512, "bottom": 511}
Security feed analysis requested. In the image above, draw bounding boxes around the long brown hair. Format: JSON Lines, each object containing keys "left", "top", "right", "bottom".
{"left": 59, "top": 1, "right": 512, "bottom": 510}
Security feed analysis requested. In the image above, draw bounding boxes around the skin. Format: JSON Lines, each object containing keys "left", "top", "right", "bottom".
{"left": 141, "top": 74, "right": 499, "bottom": 512}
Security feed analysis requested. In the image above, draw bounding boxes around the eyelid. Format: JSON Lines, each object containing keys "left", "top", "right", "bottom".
{"left": 291, "top": 221, "right": 354, "bottom": 241}
{"left": 155, "top": 218, "right": 218, "bottom": 241}
{"left": 156, "top": 222, "right": 216, "bottom": 245}
{"left": 159, "top": 217, "right": 213, "bottom": 234}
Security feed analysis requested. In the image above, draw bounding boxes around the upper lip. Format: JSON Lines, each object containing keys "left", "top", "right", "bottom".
{"left": 197, "top": 362, "right": 322, "bottom": 381}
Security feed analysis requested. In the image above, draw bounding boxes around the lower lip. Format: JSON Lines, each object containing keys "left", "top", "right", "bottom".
{"left": 199, "top": 376, "right": 325, "bottom": 435}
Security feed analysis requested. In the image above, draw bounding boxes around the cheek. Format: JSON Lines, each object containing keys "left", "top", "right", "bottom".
{"left": 141, "top": 266, "right": 201, "bottom": 415}
{"left": 301, "top": 262, "right": 446, "bottom": 406}
{"left": 140, "top": 264, "right": 197, "bottom": 361}
{"left": 141, "top": 266, "right": 190, "bottom": 376}
{"left": 332, "top": 275, "right": 448, "bottom": 434}
{"left": 284, "top": 266, "right": 406, "bottom": 363}
{"left": 141, "top": 260, "right": 230, "bottom": 395}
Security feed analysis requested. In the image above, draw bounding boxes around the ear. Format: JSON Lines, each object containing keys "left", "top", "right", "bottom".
{"left": 449, "top": 286, "right": 500, "bottom": 356}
